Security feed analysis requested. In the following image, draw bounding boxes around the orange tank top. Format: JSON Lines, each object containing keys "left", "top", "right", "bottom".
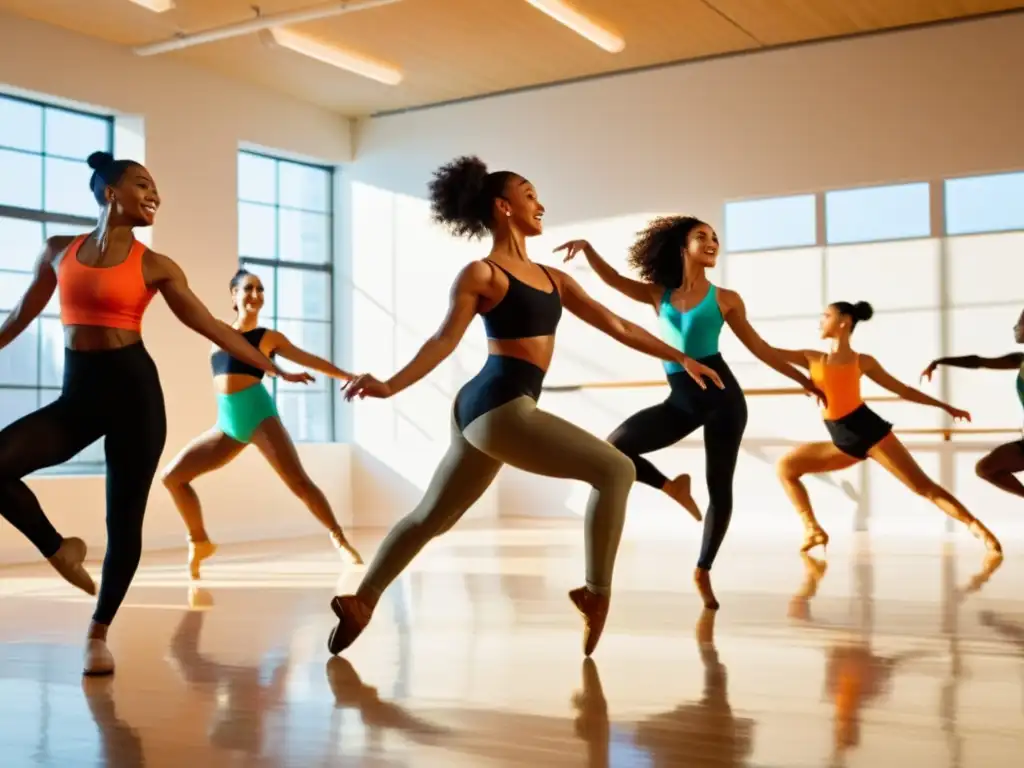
{"left": 58, "top": 235, "right": 156, "bottom": 332}
{"left": 810, "top": 354, "right": 864, "bottom": 421}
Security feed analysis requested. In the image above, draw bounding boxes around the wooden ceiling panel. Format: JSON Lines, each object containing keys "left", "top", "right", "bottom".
{"left": 703, "top": 0, "right": 1024, "bottom": 45}
{"left": 1, "top": 0, "right": 1022, "bottom": 115}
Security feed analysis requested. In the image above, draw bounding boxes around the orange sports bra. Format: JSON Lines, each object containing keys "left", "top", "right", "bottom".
{"left": 809, "top": 354, "right": 864, "bottom": 421}
{"left": 58, "top": 235, "right": 156, "bottom": 332}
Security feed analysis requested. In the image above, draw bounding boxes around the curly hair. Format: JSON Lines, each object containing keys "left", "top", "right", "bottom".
{"left": 427, "top": 155, "right": 518, "bottom": 240}
{"left": 626, "top": 216, "right": 707, "bottom": 289}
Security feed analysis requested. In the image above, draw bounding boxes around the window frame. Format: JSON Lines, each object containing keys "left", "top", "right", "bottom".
{"left": 943, "top": 169, "right": 1024, "bottom": 237}
{"left": 0, "top": 92, "right": 113, "bottom": 475}
{"left": 237, "top": 148, "right": 336, "bottom": 443}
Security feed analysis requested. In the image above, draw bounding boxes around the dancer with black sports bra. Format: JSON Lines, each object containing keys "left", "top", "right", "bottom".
{"left": 161, "top": 268, "right": 362, "bottom": 579}
{"left": 920, "top": 306, "right": 1024, "bottom": 500}
{"left": 557, "top": 220, "right": 824, "bottom": 609}
{"left": 328, "top": 156, "right": 725, "bottom": 658}
{"left": 0, "top": 151, "right": 309, "bottom": 676}
{"left": 772, "top": 300, "right": 1001, "bottom": 559}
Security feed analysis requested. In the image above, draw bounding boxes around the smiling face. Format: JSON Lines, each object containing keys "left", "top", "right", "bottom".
{"left": 231, "top": 273, "right": 265, "bottom": 317}
{"left": 682, "top": 222, "right": 719, "bottom": 270}
{"left": 107, "top": 165, "right": 160, "bottom": 227}
{"left": 494, "top": 176, "right": 545, "bottom": 237}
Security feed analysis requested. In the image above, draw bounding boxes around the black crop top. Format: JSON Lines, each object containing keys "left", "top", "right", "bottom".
{"left": 210, "top": 327, "right": 274, "bottom": 379}
{"left": 481, "top": 260, "right": 562, "bottom": 340}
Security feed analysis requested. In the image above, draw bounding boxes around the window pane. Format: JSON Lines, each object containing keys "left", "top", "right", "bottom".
{"left": 238, "top": 152, "right": 277, "bottom": 205}
{"left": 45, "top": 221, "right": 90, "bottom": 239}
{"left": 0, "top": 387, "right": 38, "bottom": 434}
{"left": 275, "top": 319, "right": 329, "bottom": 391}
{"left": 723, "top": 247, "right": 822, "bottom": 318}
{"left": 0, "top": 97, "right": 42, "bottom": 152}
{"left": 0, "top": 273, "right": 31, "bottom": 311}
{"left": 44, "top": 108, "right": 108, "bottom": 161}
{"left": 724, "top": 194, "right": 816, "bottom": 252}
{"left": 277, "top": 391, "right": 331, "bottom": 442}
{"left": 825, "top": 239, "right": 940, "bottom": 312}
{"left": 0, "top": 217, "right": 44, "bottom": 272}
{"left": 276, "top": 268, "right": 330, "bottom": 321}
{"left": 44, "top": 157, "right": 95, "bottom": 217}
{"left": 0, "top": 149, "right": 42, "bottom": 209}
{"left": 948, "top": 232, "right": 1024, "bottom": 307}
{"left": 0, "top": 312, "right": 39, "bottom": 385}
{"left": 39, "top": 317, "right": 65, "bottom": 387}
{"left": 238, "top": 202, "right": 277, "bottom": 259}
{"left": 278, "top": 161, "right": 330, "bottom": 213}
{"left": 278, "top": 209, "right": 330, "bottom": 264}
{"left": 945, "top": 172, "right": 1024, "bottom": 235}
{"left": 825, "top": 183, "right": 931, "bottom": 244}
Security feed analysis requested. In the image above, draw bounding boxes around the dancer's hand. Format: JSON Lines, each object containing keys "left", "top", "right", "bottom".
{"left": 803, "top": 381, "right": 828, "bottom": 408}
{"left": 945, "top": 405, "right": 971, "bottom": 422}
{"left": 343, "top": 373, "right": 392, "bottom": 401}
{"left": 920, "top": 359, "right": 939, "bottom": 383}
{"left": 554, "top": 239, "right": 592, "bottom": 262}
{"left": 681, "top": 356, "right": 725, "bottom": 390}
{"left": 277, "top": 370, "right": 314, "bottom": 384}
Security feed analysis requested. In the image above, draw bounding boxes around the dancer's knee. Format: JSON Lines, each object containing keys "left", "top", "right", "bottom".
{"left": 596, "top": 447, "right": 636, "bottom": 492}
{"left": 776, "top": 456, "right": 801, "bottom": 482}
{"left": 975, "top": 455, "right": 998, "bottom": 482}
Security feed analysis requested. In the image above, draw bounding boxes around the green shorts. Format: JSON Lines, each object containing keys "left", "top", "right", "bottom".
{"left": 216, "top": 383, "right": 278, "bottom": 443}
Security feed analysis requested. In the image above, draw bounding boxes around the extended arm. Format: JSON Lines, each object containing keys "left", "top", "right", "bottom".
{"left": 555, "top": 240, "right": 656, "bottom": 306}
{"left": 930, "top": 353, "right": 1024, "bottom": 370}
{"left": 266, "top": 332, "right": 354, "bottom": 381}
{"left": 863, "top": 355, "right": 957, "bottom": 412}
{"left": 149, "top": 253, "right": 281, "bottom": 376}
{"left": 383, "top": 262, "right": 486, "bottom": 396}
{"left": 0, "top": 237, "right": 67, "bottom": 351}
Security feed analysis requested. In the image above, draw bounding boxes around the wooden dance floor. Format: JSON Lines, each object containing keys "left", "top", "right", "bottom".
{"left": 0, "top": 519, "right": 1022, "bottom": 767}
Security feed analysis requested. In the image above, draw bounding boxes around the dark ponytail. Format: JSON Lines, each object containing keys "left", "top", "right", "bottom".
{"left": 87, "top": 151, "right": 142, "bottom": 206}
{"left": 831, "top": 300, "right": 874, "bottom": 330}
{"left": 427, "top": 155, "right": 518, "bottom": 240}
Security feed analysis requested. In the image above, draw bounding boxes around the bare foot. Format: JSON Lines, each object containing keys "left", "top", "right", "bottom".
{"left": 665, "top": 474, "right": 702, "bottom": 522}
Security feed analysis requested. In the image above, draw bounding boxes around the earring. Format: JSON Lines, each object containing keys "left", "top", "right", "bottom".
{"left": 505, "top": 210, "right": 511, "bottom": 217}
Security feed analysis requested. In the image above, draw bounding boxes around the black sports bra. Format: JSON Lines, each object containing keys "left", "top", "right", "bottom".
{"left": 481, "top": 260, "right": 562, "bottom": 340}
{"left": 210, "top": 327, "right": 274, "bottom": 379}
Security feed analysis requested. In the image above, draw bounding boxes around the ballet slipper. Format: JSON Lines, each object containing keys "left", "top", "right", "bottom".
{"left": 83, "top": 638, "right": 115, "bottom": 676}
{"left": 47, "top": 537, "right": 96, "bottom": 596}
{"left": 327, "top": 595, "right": 373, "bottom": 656}
{"left": 665, "top": 474, "right": 702, "bottom": 522}
{"left": 188, "top": 539, "right": 217, "bottom": 580}
{"left": 568, "top": 586, "right": 610, "bottom": 657}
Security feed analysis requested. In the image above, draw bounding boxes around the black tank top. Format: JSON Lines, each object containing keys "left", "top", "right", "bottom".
{"left": 210, "top": 327, "right": 273, "bottom": 379}
{"left": 481, "top": 260, "right": 562, "bottom": 340}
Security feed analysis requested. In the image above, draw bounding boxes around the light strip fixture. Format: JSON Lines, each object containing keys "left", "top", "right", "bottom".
{"left": 264, "top": 28, "right": 404, "bottom": 85}
{"left": 524, "top": 0, "right": 624, "bottom": 53}
{"left": 127, "top": 0, "right": 175, "bottom": 12}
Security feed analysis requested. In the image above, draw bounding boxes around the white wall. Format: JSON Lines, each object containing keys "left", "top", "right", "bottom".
{"left": 0, "top": 12, "right": 353, "bottom": 564}
{"left": 341, "top": 13, "right": 1024, "bottom": 550}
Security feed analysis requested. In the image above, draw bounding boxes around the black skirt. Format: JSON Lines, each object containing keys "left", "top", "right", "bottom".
{"left": 824, "top": 403, "right": 892, "bottom": 459}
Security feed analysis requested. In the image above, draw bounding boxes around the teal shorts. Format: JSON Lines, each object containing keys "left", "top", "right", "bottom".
{"left": 216, "top": 383, "right": 278, "bottom": 443}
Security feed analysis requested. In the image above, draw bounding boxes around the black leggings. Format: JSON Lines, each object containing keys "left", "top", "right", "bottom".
{"left": 0, "top": 343, "right": 166, "bottom": 625}
{"left": 607, "top": 354, "right": 747, "bottom": 570}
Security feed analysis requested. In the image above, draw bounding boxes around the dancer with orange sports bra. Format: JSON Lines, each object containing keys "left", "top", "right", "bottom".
{"left": 161, "top": 268, "right": 362, "bottom": 579}
{"left": 0, "top": 151, "right": 309, "bottom": 676}
{"left": 328, "top": 156, "right": 725, "bottom": 659}
{"left": 772, "top": 300, "right": 1001, "bottom": 558}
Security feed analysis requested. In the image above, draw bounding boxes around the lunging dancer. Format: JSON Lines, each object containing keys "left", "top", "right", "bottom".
{"left": 161, "top": 268, "right": 362, "bottom": 580}
{"left": 772, "top": 300, "right": 1001, "bottom": 559}
{"left": 557, "top": 221, "right": 823, "bottom": 609}
{"left": 921, "top": 307, "right": 1024, "bottom": 499}
{"left": 0, "top": 151, "right": 308, "bottom": 675}
{"left": 328, "top": 156, "right": 724, "bottom": 658}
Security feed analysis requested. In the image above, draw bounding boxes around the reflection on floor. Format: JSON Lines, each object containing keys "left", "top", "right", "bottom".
{"left": 0, "top": 521, "right": 1021, "bottom": 767}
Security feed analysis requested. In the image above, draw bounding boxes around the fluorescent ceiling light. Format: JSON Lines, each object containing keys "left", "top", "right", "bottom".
{"left": 127, "top": 0, "right": 175, "bottom": 12}
{"left": 524, "top": 0, "right": 624, "bottom": 53}
{"left": 264, "top": 28, "right": 403, "bottom": 86}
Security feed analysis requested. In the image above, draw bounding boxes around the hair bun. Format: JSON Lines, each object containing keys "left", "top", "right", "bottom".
{"left": 853, "top": 301, "right": 874, "bottom": 322}
{"left": 87, "top": 151, "right": 114, "bottom": 171}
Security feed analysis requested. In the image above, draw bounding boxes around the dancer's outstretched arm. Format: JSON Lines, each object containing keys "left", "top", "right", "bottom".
{"left": 554, "top": 268, "right": 723, "bottom": 389}
{"left": 922, "top": 352, "right": 1024, "bottom": 381}
{"left": 720, "top": 290, "right": 825, "bottom": 401}
{"left": 862, "top": 355, "right": 970, "bottom": 419}
{"left": 346, "top": 261, "right": 488, "bottom": 400}
{"left": 266, "top": 331, "right": 354, "bottom": 382}
{"left": 148, "top": 252, "right": 311, "bottom": 383}
{"left": 554, "top": 240, "right": 658, "bottom": 307}
{"left": 0, "top": 236, "right": 70, "bottom": 351}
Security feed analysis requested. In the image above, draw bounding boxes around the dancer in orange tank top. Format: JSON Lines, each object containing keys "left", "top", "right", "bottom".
{"left": 0, "top": 151, "right": 311, "bottom": 677}
{"left": 770, "top": 300, "right": 1001, "bottom": 560}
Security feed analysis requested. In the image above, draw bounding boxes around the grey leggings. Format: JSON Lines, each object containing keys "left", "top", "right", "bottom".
{"left": 356, "top": 396, "right": 636, "bottom": 603}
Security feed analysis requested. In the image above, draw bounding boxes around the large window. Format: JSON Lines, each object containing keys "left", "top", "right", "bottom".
{"left": 723, "top": 193, "right": 817, "bottom": 253}
{"left": 945, "top": 171, "right": 1024, "bottom": 236}
{"left": 237, "top": 150, "right": 335, "bottom": 442}
{"left": 824, "top": 182, "right": 931, "bottom": 244}
{"left": 0, "top": 93, "right": 112, "bottom": 474}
